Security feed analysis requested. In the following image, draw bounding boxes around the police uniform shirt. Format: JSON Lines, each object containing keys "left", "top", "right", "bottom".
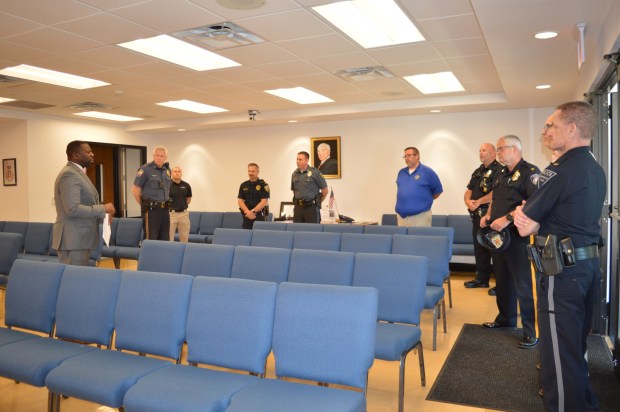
{"left": 490, "top": 159, "right": 540, "bottom": 221}
{"left": 291, "top": 166, "right": 327, "bottom": 201}
{"left": 169, "top": 179, "right": 192, "bottom": 211}
{"left": 467, "top": 160, "right": 502, "bottom": 201}
{"left": 238, "top": 179, "right": 270, "bottom": 210}
{"left": 523, "top": 146, "right": 605, "bottom": 248}
{"left": 134, "top": 162, "right": 172, "bottom": 202}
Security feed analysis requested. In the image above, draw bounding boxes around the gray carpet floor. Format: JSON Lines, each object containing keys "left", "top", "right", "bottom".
{"left": 426, "top": 323, "right": 620, "bottom": 411}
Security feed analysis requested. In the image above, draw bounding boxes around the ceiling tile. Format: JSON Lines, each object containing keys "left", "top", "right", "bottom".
{"left": 417, "top": 14, "right": 483, "bottom": 42}
{"left": 433, "top": 37, "right": 489, "bottom": 58}
{"left": 367, "top": 43, "right": 442, "bottom": 65}
{"left": 308, "top": 52, "right": 379, "bottom": 73}
{"left": 276, "top": 34, "right": 358, "bottom": 59}
{"left": 7, "top": 27, "right": 104, "bottom": 54}
{"left": 255, "top": 60, "right": 323, "bottom": 78}
{"left": 0, "top": 0, "right": 99, "bottom": 25}
{"left": 401, "top": 0, "right": 474, "bottom": 20}
{"left": 235, "top": 9, "right": 331, "bottom": 42}
{"left": 217, "top": 43, "right": 297, "bottom": 66}
{"left": 0, "top": 12, "right": 42, "bottom": 38}
{"left": 54, "top": 12, "right": 160, "bottom": 44}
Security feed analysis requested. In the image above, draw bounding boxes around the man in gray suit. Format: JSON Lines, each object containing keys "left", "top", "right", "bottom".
{"left": 53, "top": 141, "right": 115, "bottom": 266}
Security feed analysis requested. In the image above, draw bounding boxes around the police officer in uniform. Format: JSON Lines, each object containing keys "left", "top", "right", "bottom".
{"left": 464, "top": 143, "right": 502, "bottom": 291}
{"left": 481, "top": 135, "right": 540, "bottom": 349}
{"left": 291, "top": 151, "right": 328, "bottom": 223}
{"left": 238, "top": 163, "right": 270, "bottom": 229}
{"left": 515, "top": 101, "right": 605, "bottom": 412}
{"left": 132, "top": 146, "right": 172, "bottom": 240}
{"left": 169, "top": 166, "right": 192, "bottom": 242}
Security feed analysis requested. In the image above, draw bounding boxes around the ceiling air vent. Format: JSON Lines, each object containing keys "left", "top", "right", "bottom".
{"left": 0, "top": 100, "right": 54, "bottom": 109}
{"left": 336, "top": 66, "right": 395, "bottom": 82}
{"left": 69, "top": 102, "right": 112, "bottom": 110}
{"left": 172, "top": 22, "right": 265, "bottom": 50}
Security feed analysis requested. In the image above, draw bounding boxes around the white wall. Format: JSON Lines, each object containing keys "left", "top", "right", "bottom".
{"left": 0, "top": 119, "right": 29, "bottom": 220}
{"left": 151, "top": 107, "right": 554, "bottom": 222}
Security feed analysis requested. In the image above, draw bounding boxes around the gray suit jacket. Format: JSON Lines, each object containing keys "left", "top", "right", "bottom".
{"left": 53, "top": 162, "right": 106, "bottom": 251}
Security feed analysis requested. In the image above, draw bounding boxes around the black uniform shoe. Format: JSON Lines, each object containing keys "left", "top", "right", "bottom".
{"left": 518, "top": 336, "right": 539, "bottom": 349}
{"left": 482, "top": 321, "right": 508, "bottom": 329}
{"left": 488, "top": 287, "right": 496, "bottom": 296}
{"left": 464, "top": 279, "right": 489, "bottom": 288}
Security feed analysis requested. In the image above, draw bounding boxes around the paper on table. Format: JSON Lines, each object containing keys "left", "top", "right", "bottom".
{"left": 102, "top": 214, "right": 111, "bottom": 246}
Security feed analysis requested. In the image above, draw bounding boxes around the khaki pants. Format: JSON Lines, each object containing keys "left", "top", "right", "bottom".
{"left": 170, "top": 210, "right": 190, "bottom": 242}
{"left": 397, "top": 210, "right": 433, "bottom": 227}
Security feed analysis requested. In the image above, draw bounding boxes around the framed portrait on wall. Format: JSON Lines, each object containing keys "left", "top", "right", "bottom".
{"left": 279, "top": 202, "right": 295, "bottom": 220}
{"left": 311, "top": 136, "right": 341, "bottom": 179}
{"left": 2, "top": 158, "right": 17, "bottom": 186}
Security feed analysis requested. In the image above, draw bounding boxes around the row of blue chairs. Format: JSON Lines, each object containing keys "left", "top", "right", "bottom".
{"left": 182, "top": 211, "right": 273, "bottom": 243}
{"left": 137, "top": 238, "right": 447, "bottom": 352}
{"left": 1, "top": 255, "right": 426, "bottom": 412}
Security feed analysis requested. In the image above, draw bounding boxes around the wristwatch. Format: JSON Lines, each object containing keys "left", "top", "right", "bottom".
{"left": 506, "top": 213, "right": 514, "bottom": 223}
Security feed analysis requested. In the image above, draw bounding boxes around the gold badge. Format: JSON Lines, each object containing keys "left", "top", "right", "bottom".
{"left": 483, "top": 187, "right": 488, "bottom": 193}
{"left": 265, "top": 185, "right": 270, "bottom": 192}
{"left": 166, "top": 170, "right": 171, "bottom": 177}
{"left": 512, "top": 171, "right": 520, "bottom": 181}
{"left": 415, "top": 175, "right": 420, "bottom": 180}
{"left": 137, "top": 169, "right": 144, "bottom": 176}
{"left": 256, "top": 185, "right": 261, "bottom": 191}
{"left": 308, "top": 171, "right": 312, "bottom": 177}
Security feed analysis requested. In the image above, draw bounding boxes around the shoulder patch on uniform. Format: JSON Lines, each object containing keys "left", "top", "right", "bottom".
{"left": 264, "top": 185, "right": 270, "bottom": 192}
{"left": 137, "top": 169, "right": 144, "bottom": 176}
{"left": 536, "top": 168, "right": 557, "bottom": 187}
{"left": 530, "top": 167, "right": 536, "bottom": 171}
{"left": 166, "top": 169, "right": 171, "bottom": 177}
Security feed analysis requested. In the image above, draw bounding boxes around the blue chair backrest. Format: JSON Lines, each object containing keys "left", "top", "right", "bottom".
{"left": 322, "top": 224, "right": 364, "bottom": 234}
{"left": 363, "top": 225, "right": 407, "bottom": 235}
{"left": 293, "top": 231, "right": 341, "bottom": 251}
{"left": 137, "top": 240, "right": 186, "bottom": 273}
{"left": 353, "top": 253, "right": 427, "bottom": 325}
{"left": 114, "top": 271, "right": 193, "bottom": 360}
{"left": 54, "top": 265, "right": 122, "bottom": 346}
{"left": 212, "top": 228, "right": 253, "bottom": 246}
{"left": 0, "top": 221, "right": 4, "bottom": 231}
{"left": 0, "top": 233, "right": 22, "bottom": 276}
{"left": 4, "top": 260, "right": 65, "bottom": 334}
{"left": 199, "top": 212, "right": 224, "bottom": 235}
{"left": 286, "top": 223, "right": 323, "bottom": 232}
{"left": 2, "top": 221, "right": 28, "bottom": 250}
{"left": 23, "top": 222, "right": 53, "bottom": 255}
{"left": 273, "top": 282, "right": 378, "bottom": 389}
{"left": 447, "top": 215, "right": 473, "bottom": 244}
{"left": 288, "top": 249, "right": 354, "bottom": 286}
{"left": 188, "top": 211, "right": 202, "bottom": 234}
{"left": 181, "top": 243, "right": 235, "bottom": 278}
{"left": 340, "top": 233, "right": 392, "bottom": 254}
{"left": 231, "top": 246, "right": 291, "bottom": 283}
{"left": 252, "top": 221, "right": 286, "bottom": 231}
{"left": 186, "top": 277, "right": 277, "bottom": 374}
{"left": 407, "top": 226, "right": 454, "bottom": 258}
{"left": 251, "top": 229, "right": 294, "bottom": 249}
{"left": 392, "top": 234, "right": 450, "bottom": 287}
{"left": 222, "top": 212, "right": 243, "bottom": 229}
{"left": 114, "top": 218, "right": 143, "bottom": 247}
{"left": 381, "top": 214, "right": 398, "bottom": 226}
{"left": 432, "top": 214, "right": 448, "bottom": 227}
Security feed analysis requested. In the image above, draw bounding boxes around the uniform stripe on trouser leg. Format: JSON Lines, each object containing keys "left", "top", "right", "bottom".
{"left": 145, "top": 210, "right": 150, "bottom": 239}
{"left": 530, "top": 235, "right": 539, "bottom": 338}
{"left": 548, "top": 276, "right": 564, "bottom": 412}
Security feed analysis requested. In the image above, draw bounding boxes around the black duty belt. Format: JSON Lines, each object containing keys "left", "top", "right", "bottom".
{"left": 295, "top": 199, "right": 316, "bottom": 206}
{"left": 145, "top": 201, "right": 169, "bottom": 209}
{"left": 574, "top": 245, "right": 598, "bottom": 261}
{"left": 171, "top": 209, "right": 186, "bottom": 213}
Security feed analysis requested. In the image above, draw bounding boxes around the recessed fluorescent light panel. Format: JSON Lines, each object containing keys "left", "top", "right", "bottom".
{"left": 117, "top": 35, "right": 241, "bottom": 71}
{"left": 0, "top": 65, "right": 109, "bottom": 90}
{"left": 536, "top": 84, "right": 551, "bottom": 89}
{"left": 313, "top": 0, "right": 424, "bottom": 49}
{"left": 535, "top": 31, "right": 558, "bottom": 39}
{"left": 265, "top": 87, "right": 334, "bottom": 104}
{"left": 0, "top": 97, "right": 16, "bottom": 103}
{"left": 74, "top": 111, "right": 143, "bottom": 122}
{"left": 157, "top": 100, "right": 228, "bottom": 114}
{"left": 404, "top": 72, "right": 465, "bottom": 94}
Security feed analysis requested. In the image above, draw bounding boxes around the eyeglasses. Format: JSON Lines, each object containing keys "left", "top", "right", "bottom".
{"left": 542, "top": 123, "right": 558, "bottom": 133}
{"left": 402, "top": 153, "right": 418, "bottom": 158}
{"left": 496, "top": 145, "right": 514, "bottom": 152}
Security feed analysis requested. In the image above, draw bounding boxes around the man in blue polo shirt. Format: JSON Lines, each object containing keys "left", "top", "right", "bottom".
{"left": 395, "top": 146, "right": 443, "bottom": 227}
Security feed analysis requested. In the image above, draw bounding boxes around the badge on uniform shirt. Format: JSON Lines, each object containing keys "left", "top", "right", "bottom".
{"left": 256, "top": 184, "right": 261, "bottom": 191}
{"left": 484, "top": 170, "right": 492, "bottom": 177}
{"left": 512, "top": 170, "right": 520, "bottom": 181}
{"left": 137, "top": 169, "right": 144, "bottom": 177}
{"left": 265, "top": 185, "right": 270, "bottom": 192}
{"left": 166, "top": 169, "right": 171, "bottom": 177}
{"left": 308, "top": 171, "right": 312, "bottom": 177}
{"left": 415, "top": 175, "right": 420, "bottom": 180}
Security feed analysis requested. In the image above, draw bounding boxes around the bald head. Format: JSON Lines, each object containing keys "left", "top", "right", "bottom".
{"left": 479, "top": 143, "right": 496, "bottom": 167}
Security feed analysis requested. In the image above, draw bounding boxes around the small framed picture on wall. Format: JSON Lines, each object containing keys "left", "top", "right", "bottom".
{"left": 311, "top": 136, "right": 341, "bottom": 178}
{"left": 3, "top": 158, "right": 17, "bottom": 186}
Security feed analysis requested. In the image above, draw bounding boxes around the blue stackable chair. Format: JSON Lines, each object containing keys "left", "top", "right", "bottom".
{"left": 353, "top": 253, "right": 428, "bottom": 412}
{"left": 193, "top": 212, "right": 224, "bottom": 244}
{"left": 227, "top": 282, "right": 378, "bottom": 412}
{"left": 222, "top": 212, "right": 243, "bottom": 229}
{"left": 212, "top": 228, "right": 253, "bottom": 246}
{"left": 137, "top": 240, "right": 186, "bottom": 273}
{"left": 251, "top": 229, "right": 294, "bottom": 249}
{"left": 288, "top": 249, "right": 354, "bottom": 286}
{"left": 322, "top": 224, "right": 364, "bottom": 234}
{"left": 230, "top": 246, "right": 291, "bottom": 283}
{"left": 18, "top": 222, "right": 53, "bottom": 261}
{"left": 392, "top": 234, "right": 450, "bottom": 350}
{"left": 46, "top": 271, "right": 194, "bottom": 411}
{"left": 380, "top": 214, "right": 398, "bottom": 226}
{"left": 253, "top": 221, "right": 287, "bottom": 231}
{"left": 123, "top": 277, "right": 278, "bottom": 412}
{"left": 2, "top": 221, "right": 28, "bottom": 251}
{"left": 293, "top": 231, "right": 341, "bottom": 251}
{"left": 181, "top": 243, "right": 235, "bottom": 278}
{"left": 362, "top": 225, "right": 407, "bottom": 235}
{"left": 0, "top": 233, "right": 23, "bottom": 285}
{"left": 340, "top": 233, "right": 392, "bottom": 254}
{"left": 286, "top": 223, "right": 323, "bottom": 232}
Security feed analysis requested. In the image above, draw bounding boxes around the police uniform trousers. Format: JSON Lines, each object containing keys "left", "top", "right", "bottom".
{"left": 538, "top": 259, "right": 600, "bottom": 412}
{"left": 143, "top": 207, "right": 170, "bottom": 241}
{"left": 491, "top": 229, "right": 537, "bottom": 338}
{"left": 293, "top": 204, "right": 320, "bottom": 223}
{"left": 472, "top": 214, "right": 493, "bottom": 283}
{"left": 242, "top": 212, "right": 265, "bottom": 230}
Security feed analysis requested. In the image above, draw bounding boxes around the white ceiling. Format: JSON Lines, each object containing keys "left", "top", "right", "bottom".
{"left": 0, "top": 0, "right": 614, "bottom": 133}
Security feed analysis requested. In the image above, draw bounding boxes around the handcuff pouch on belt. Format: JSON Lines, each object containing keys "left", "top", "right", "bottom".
{"left": 469, "top": 204, "right": 489, "bottom": 219}
{"left": 142, "top": 199, "right": 172, "bottom": 211}
{"left": 527, "top": 235, "right": 576, "bottom": 276}
{"left": 295, "top": 198, "right": 316, "bottom": 208}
